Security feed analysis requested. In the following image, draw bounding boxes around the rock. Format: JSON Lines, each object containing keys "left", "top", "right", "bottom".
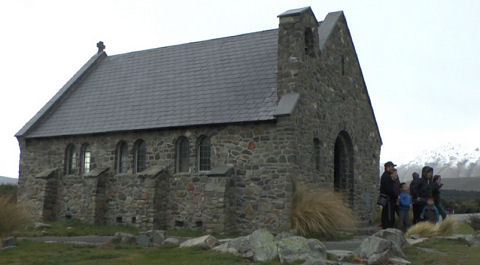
{"left": 179, "top": 235, "right": 218, "bottom": 249}
{"left": 416, "top": 247, "right": 447, "bottom": 256}
{"left": 113, "top": 232, "right": 136, "bottom": 244}
{"left": 301, "top": 258, "right": 328, "bottom": 265}
{"left": 326, "top": 250, "right": 354, "bottom": 261}
{"left": 389, "top": 257, "right": 411, "bottom": 265}
{"left": 373, "top": 228, "right": 408, "bottom": 248}
{"left": 222, "top": 236, "right": 254, "bottom": 259}
{"left": 277, "top": 236, "right": 326, "bottom": 264}
{"left": 409, "top": 234, "right": 420, "bottom": 240}
{"left": 355, "top": 235, "right": 405, "bottom": 265}
{"left": 248, "top": 229, "right": 278, "bottom": 262}
{"left": 275, "top": 231, "right": 295, "bottom": 242}
{"left": 34, "top": 222, "right": 52, "bottom": 230}
{"left": 468, "top": 234, "right": 480, "bottom": 247}
{"left": 163, "top": 237, "right": 180, "bottom": 246}
{"left": 367, "top": 250, "right": 390, "bottom": 265}
{"left": 136, "top": 233, "right": 152, "bottom": 247}
{"left": 151, "top": 230, "right": 165, "bottom": 245}
{"left": 136, "top": 230, "right": 165, "bottom": 247}
{"left": 66, "top": 227, "right": 72, "bottom": 230}
{"left": 406, "top": 237, "right": 429, "bottom": 245}
{"left": 1, "top": 236, "right": 16, "bottom": 248}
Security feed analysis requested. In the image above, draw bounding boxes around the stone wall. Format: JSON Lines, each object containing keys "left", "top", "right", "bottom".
{"left": 17, "top": 120, "right": 297, "bottom": 233}
{"left": 276, "top": 10, "right": 382, "bottom": 225}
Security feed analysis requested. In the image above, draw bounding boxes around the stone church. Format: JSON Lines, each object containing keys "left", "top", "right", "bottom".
{"left": 16, "top": 7, "right": 382, "bottom": 233}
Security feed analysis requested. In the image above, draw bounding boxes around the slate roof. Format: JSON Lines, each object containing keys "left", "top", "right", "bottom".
{"left": 20, "top": 29, "right": 279, "bottom": 138}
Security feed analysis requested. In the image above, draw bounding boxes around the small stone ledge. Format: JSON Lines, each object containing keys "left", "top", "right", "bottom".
{"left": 274, "top": 93, "right": 299, "bottom": 117}
{"left": 136, "top": 165, "right": 168, "bottom": 179}
{"left": 35, "top": 168, "right": 58, "bottom": 179}
{"left": 83, "top": 167, "right": 109, "bottom": 178}
{"left": 207, "top": 165, "right": 234, "bottom": 176}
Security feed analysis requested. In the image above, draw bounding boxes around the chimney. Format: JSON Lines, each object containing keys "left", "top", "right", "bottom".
{"left": 277, "top": 7, "right": 319, "bottom": 98}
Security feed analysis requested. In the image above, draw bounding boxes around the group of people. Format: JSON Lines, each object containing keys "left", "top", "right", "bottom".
{"left": 379, "top": 161, "right": 447, "bottom": 231}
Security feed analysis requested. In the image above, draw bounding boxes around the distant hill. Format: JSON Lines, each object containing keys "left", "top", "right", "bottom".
{"left": 0, "top": 176, "right": 18, "bottom": 185}
{"left": 440, "top": 177, "right": 480, "bottom": 192}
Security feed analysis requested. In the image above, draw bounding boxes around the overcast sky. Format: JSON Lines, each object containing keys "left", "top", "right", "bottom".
{"left": 1, "top": 0, "right": 479, "bottom": 178}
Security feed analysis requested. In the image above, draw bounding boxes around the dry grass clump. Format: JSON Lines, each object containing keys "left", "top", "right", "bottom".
{"left": 0, "top": 195, "right": 29, "bottom": 238}
{"left": 406, "top": 217, "right": 459, "bottom": 238}
{"left": 290, "top": 181, "right": 356, "bottom": 239}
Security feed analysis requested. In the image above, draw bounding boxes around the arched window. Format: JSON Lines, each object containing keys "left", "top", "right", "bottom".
{"left": 198, "top": 136, "right": 211, "bottom": 171}
{"left": 134, "top": 140, "right": 146, "bottom": 173}
{"left": 176, "top": 137, "right": 189, "bottom": 173}
{"left": 81, "top": 144, "right": 92, "bottom": 174}
{"left": 116, "top": 141, "right": 129, "bottom": 174}
{"left": 304, "top": 28, "right": 314, "bottom": 57}
{"left": 313, "top": 138, "right": 320, "bottom": 170}
{"left": 65, "top": 144, "right": 77, "bottom": 174}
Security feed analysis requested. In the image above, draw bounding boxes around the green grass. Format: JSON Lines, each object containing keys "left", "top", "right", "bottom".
{"left": 455, "top": 222, "right": 476, "bottom": 235}
{"left": 405, "top": 238, "right": 480, "bottom": 265}
{"left": 16, "top": 220, "right": 139, "bottom": 237}
{"left": 0, "top": 240, "right": 283, "bottom": 265}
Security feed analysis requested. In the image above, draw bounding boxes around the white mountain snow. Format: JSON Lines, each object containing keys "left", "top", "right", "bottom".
{"left": 385, "top": 143, "right": 480, "bottom": 182}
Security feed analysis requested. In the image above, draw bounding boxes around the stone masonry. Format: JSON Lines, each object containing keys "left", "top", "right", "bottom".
{"left": 16, "top": 8, "right": 381, "bottom": 233}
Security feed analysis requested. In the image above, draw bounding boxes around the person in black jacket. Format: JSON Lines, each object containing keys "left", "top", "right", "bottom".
{"left": 414, "top": 166, "right": 434, "bottom": 223}
{"left": 432, "top": 175, "right": 447, "bottom": 220}
{"left": 410, "top": 172, "right": 421, "bottom": 224}
{"left": 380, "top": 161, "right": 397, "bottom": 229}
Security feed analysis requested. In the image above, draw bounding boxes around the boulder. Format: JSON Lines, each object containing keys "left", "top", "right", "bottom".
{"left": 248, "top": 229, "right": 278, "bottom": 262}
{"left": 136, "top": 230, "right": 165, "bottom": 247}
{"left": 1, "top": 236, "right": 16, "bottom": 249}
{"left": 373, "top": 228, "right": 408, "bottom": 248}
{"left": 277, "top": 236, "right": 326, "bottom": 264}
{"left": 34, "top": 222, "right": 52, "bottom": 230}
{"left": 468, "top": 234, "right": 480, "bottom": 247}
{"left": 389, "top": 257, "right": 411, "bottom": 265}
{"left": 163, "top": 237, "right": 180, "bottom": 246}
{"left": 301, "top": 258, "right": 328, "bottom": 265}
{"left": 214, "top": 236, "right": 254, "bottom": 259}
{"left": 275, "top": 231, "right": 295, "bottom": 242}
{"left": 326, "top": 250, "right": 354, "bottom": 261}
{"left": 113, "top": 232, "right": 136, "bottom": 244}
{"left": 355, "top": 235, "right": 405, "bottom": 265}
{"left": 179, "top": 235, "right": 218, "bottom": 249}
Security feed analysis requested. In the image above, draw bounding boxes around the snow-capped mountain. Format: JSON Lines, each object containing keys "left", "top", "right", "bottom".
{"left": 389, "top": 143, "right": 480, "bottom": 182}
{"left": 0, "top": 176, "right": 17, "bottom": 185}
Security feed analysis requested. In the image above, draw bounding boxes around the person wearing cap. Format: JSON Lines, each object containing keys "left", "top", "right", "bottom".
{"left": 410, "top": 172, "right": 422, "bottom": 224}
{"left": 380, "top": 161, "right": 397, "bottom": 229}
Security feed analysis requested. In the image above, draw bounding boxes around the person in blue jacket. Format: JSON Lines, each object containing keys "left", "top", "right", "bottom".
{"left": 397, "top": 182, "right": 412, "bottom": 231}
{"left": 421, "top": 197, "right": 440, "bottom": 223}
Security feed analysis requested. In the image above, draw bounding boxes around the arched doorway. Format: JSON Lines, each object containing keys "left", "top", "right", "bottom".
{"left": 334, "top": 131, "right": 354, "bottom": 206}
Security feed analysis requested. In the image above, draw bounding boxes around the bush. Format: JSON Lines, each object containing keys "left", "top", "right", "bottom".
{"left": 406, "top": 217, "right": 459, "bottom": 238}
{"left": 290, "top": 181, "right": 356, "bottom": 240}
{"left": 0, "top": 195, "right": 29, "bottom": 238}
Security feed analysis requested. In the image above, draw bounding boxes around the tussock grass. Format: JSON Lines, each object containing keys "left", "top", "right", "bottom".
{"left": 290, "top": 181, "right": 356, "bottom": 240}
{"left": 0, "top": 195, "right": 29, "bottom": 238}
{"left": 406, "top": 217, "right": 459, "bottom": 238}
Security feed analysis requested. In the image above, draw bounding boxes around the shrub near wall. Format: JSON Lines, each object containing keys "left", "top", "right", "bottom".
{"left": 0, "top": 192, "right": 28, "bottom": 239}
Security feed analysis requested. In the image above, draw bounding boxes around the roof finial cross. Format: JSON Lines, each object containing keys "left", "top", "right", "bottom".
{"left": 96, "top": 41, "right": 105, "bottom": 54}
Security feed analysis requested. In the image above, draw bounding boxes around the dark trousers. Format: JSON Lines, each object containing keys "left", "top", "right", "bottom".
{"left": 381, "top": 200, "right": 395, "bottom": 229}
{"left": 435, "top": 201, "right": 447, "bottom": 220}
{"left": 413, "top": 201, "right": 424, "bottom": 224}
{"left": 398, "top": 209, "right": 411, "bottom": 232}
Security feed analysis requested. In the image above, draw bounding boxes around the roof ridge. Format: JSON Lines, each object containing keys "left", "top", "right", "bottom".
{"left": 108, "top": 28, "right": 278, "bottom": 58}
